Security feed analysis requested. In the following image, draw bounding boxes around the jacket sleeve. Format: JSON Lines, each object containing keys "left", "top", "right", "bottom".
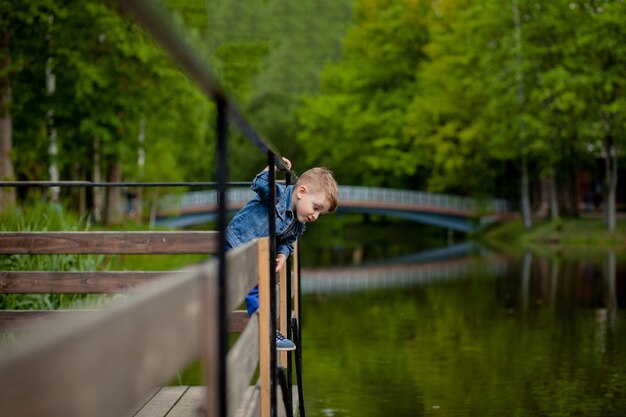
{"left": 277, "top": 234, "right": 297, "bottom": 259}
{"left": 250, "top": 170, "right": 270, "bottom": 201}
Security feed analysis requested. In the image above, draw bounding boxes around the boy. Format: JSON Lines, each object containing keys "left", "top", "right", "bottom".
{"left": 225, "top": 158, "right": 338, "bottom": 350}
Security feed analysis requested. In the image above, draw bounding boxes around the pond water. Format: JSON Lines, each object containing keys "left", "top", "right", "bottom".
{"left": 298, "top": 218, "right": 626, "bottom": 417}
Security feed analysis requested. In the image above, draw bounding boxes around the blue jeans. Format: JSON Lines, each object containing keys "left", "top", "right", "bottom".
{"left": 224, "top": 242, "right": 259, "bottom": 316}
{"left": 244, "top": 286, "right": 259, "bottom": 316}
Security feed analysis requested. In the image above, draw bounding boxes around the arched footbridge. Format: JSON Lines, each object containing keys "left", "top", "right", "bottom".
{"left": 156, "top": 186, "right": 513, "bottom": 232}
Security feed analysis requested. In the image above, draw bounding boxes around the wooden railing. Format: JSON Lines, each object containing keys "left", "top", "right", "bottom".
{"left": 0, "top": 231, "right": 299, "bottom": 417}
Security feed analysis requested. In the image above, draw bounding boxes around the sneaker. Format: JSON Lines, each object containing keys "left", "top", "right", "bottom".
{"left": 275, "top": 331, "right": 296, "bottom": 351}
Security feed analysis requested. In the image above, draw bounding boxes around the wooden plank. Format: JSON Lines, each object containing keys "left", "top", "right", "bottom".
{"left": 229, "top": 310, "right": 249, "bottom": 333}
{"left": 0, "top": 310, "right": 101, "bottom": 332}
{"left": 227, "top": 315, "right": 259, "bottom": 417}
{"left": 245, "top": 390, "right": 260, "bottom": 417}
{"left": 0, "top": 309, "right": 249, "bottom": 333}
{"left": 201, "top": 261, "right": 220, "bottom": 417}
{"left": 0, "top": 231, "right": 218, "bottom": 254}
{"left": 130, "top": 388, "right": 160, "bottom": 416}
{"left": 291, "top": 386, "right": 299, "bottom": 417}
{"left": 257, "top": 238, "right": 271, "bottom": 417}
{"left": 0, "top": 264, "right": 216, "bottom": 417}
{"left": 233, "top": 386, "right": 258, "bottom": 417}
{"left": 226, "top": 240, "right": 261, "bottom": 311}
{"left": 133, "top": 386, "right": 188, "bottom": 417}
{"left": 238, "top": 385, "right": 296, "bottom": 417}
{"left": 0, "top": 271, "right": 175, "bottom": 294}
{"left": 201, "top": 238, "right": 265, "bottom": 417}
{"left": 166, "top": 386, "right": 205, "bottom": 417}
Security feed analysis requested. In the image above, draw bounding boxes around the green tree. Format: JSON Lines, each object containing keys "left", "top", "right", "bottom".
{"left": 0, "top": 1, "right": 60, "bottom": 209}
{"left": 572, "top": 0, "right": 626, "bottom": 231}
{"left": 297, "top": 0, "right": 431, "bottom": 187}
{"left": 203, "top": 0, "right": 354, "bottom": 180}
{"left": 6, "top": 0, "right": 215, "bottom": 222}
{"left": 405, "top": 0, "right": 503, "bottom": 196}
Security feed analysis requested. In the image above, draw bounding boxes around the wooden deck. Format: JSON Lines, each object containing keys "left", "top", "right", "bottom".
{"left": 0, "top": 232, "right": 303, "bottom": 417}
{"left": 132, "top": 386, "right": 298, "bottom": 417}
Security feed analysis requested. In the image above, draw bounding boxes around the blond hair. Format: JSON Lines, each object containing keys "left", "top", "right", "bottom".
{"left": 296, "top": 167, "right": 339, "bottom": 212}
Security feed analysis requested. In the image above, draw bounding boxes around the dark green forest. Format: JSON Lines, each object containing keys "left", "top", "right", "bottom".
{"left": 1, "top": 0, "right": 624, "bottom": 229}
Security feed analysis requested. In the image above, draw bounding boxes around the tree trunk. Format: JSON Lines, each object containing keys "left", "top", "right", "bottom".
{"left": 0, "top": 29, "right": 15, "bottom": 211}
{"left": 135, "top": 117, "right": 146, "bottom": 222}
{"left": 548, "top": 165, "right": 559, "bottom": 220}
{"left": 104, "top": 162, "right": 123, "bottom": 225}
{"left": 92, "top": 137, "right": 104, "bottom": 223}
{"left": 566, "top": 142, "right": 578, "bottom": 217}
{"left": 604, "top": 137, "right": 617, "bottom": 232}
{"left": 46, "top": 15, "right": 60, "bottom": 203}
{"left": 520, "top": 156, "right": 532, "bottom": 230}
{"left": 512, "top": 0, "right": 531, "bottom": 230}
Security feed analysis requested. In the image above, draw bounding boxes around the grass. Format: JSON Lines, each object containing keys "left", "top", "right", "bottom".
{"left": 0, "top": 204, "right": 110, "bottom": 310}
{"left": 480, "top": 216, "right": 626, "bottom": 260}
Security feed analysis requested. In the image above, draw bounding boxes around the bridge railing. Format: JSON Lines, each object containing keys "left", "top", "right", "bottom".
{"left": 338, "top": 186, "right": 509, "bottom": 213}
{"left": 118, "top": 1, "right": 305, "bottom": 416}
{"left": 160, "top": 188, "right": 256, "bottom": 212}
{"left": 0, "top": 232, "right": 299, "bottom": 417}
{"left": 0, "top": 0, "right": 305, "bottom": 415}
{"left": 158, "top": 185, "right": 510, "bottom": 215}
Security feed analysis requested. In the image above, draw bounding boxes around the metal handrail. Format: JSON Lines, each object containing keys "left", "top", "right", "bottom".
{"left": 0, "top": 181, "right": 253, "bottom": 188}
{"left": 118, "top": 1, "right": 297, "bottom": 416}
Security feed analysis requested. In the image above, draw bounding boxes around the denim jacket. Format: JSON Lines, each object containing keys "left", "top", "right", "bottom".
{"left": 225, "top": 170, "right": 305, "bottom": 257}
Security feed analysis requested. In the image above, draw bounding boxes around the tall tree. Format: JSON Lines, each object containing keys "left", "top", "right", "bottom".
{"left": 574, "top": 0, "right": 626, "bottom": 232}
{"left": 204, "top": 0, "right": 354, "bottom": 179}
{"left": 1, "top": 1, "right": 59, "bottom": 209}
{"left": 297, "top": 0, "right": 431, "bottom": 186}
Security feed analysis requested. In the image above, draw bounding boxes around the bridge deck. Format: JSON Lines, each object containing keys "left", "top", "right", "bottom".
{"left": 132, "top": 386, "right": 298, "bottom": 417}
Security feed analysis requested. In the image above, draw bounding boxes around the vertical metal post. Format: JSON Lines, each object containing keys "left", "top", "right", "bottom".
{"left": 285, "top": 173, "right": 293, "bottom": 406}
{"left": 296, "top": 241, "right": 306, "bottom": 417}
{"left": 216, "top": 97, "right": 228, "bottom": 417}
{"left": 297, "top": 239, "right": 302, "bottom": 350}
{"left": 267, "top": 152, "right": 277, "bottom": 417}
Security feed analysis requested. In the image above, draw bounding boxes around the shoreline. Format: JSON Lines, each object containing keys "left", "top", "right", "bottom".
{"left": 478, "top": 217, "right": 626, "bottom": 260}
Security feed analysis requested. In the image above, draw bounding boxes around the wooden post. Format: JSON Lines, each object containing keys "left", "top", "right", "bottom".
{"left": 257, "top": 239, "right": 271, "bottom": 417}
{"left": 201, "top": 266, "right": 220, "bottom": 417}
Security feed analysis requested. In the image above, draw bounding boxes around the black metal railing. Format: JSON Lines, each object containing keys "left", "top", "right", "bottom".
{"left": 0, "top": 0, "right": 303, "bottom": 415}
{"left": 118, "top": 2, "right": 298, "bottom": 417}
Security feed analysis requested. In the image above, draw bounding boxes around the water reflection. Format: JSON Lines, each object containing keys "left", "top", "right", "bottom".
{"left": 301, "top": 242, "right": 507, "bottom": 294}
{"left": 301, "top": 245, "right": 626, "bottom": 417}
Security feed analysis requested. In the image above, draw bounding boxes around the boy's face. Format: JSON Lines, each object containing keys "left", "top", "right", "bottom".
{"left": 292, "top": 185, "right": 331, "bottom": 223}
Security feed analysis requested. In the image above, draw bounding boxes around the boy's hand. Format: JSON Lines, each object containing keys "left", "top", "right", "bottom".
{"left": 263, "top": 157, "right": 292, "bottom": 173}
{"left": 275, "top": 253, "right": 287, "bottom": 272}
{"left": 277, "top": 157, "right": 292, "bottom": 173}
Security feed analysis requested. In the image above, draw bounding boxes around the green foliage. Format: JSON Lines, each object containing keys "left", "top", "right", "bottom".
{"left": 203, "top": 0, "right": 354, "bottom": 179}
{"left": 297, "top": 0, "right": 431, "bottom": 187}
{"left": 8, "top": 0, "right": 216, "bottom": 201}
{"left": 5, "top": 0, "right": 626, "bottom": 217}
{"left": 0, "top": 204, "right": 107, "bottom": 310}
{"left": 294, "top": 0, "right": 626, "bottom": 205}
